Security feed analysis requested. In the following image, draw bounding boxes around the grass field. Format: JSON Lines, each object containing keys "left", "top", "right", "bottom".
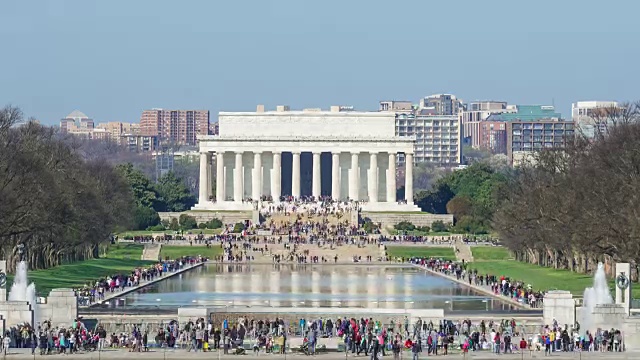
{"left": 13, "top": 243, "right": 153, "bottom": 296}
{"left": 471, "top": 246, "right": 513, "bottom": 260}
{"left": 466, "top": 246, "right": 640, "bottom": 297}
{"left": 386, "top": 246, "right": 456, "bottom": 260}
{"left": 159, "top": 245, "right": 223, "bottom": 260}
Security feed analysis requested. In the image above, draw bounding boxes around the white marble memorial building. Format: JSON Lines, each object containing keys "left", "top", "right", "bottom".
{"left": 193, "top": 105, "right": 420, "bottom": 212}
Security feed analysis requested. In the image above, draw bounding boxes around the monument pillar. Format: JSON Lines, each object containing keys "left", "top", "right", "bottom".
{"left": 615, "top": 262, "right": 631, "bottom": 315}
{"left": 312, "top": 152, "right": 321, "bottom": 199}
{"left": 271, "top": 152, "right": 282, "bottom": 201}
{"left": 349, "top": 152, "right": 359, "bottom": 201}
{"left": 252, "top": 152, "right": 262, "bottom": 201}
{"left": 368, "top": 152, "right": 378, "bottom": 203}
{"left": 331, "top": 152, "right": 340, "bottom": 200}
{"left": 234, "top": 152, "right": 243, "bottom": 202}
{"left": 216, "top": 152, "right": 225, "bottom": 202}
{"left": 405, "top": 153, "right": 414, "bottom": 204}
{"left": 292, "top": 152, "right": 301, "bottom": 199}
{"left": 387, "top": 153, "right": 397, "bottom": 203}
{"left": 198, "top": 152, "right": 209, "bottom": 204}
{"left": 0, "top": 260, "right": 6, "bottom": 302}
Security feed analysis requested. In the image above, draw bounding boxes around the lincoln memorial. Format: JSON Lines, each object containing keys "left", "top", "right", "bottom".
{"left": 192, "top": 105, "right": 420, "bottom": 212}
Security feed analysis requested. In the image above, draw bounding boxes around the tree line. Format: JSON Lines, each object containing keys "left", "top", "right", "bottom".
{"left": 0, "top": 105, "right": 196, "bottom": 272}
{"left": 492, "top": 102, "right": 640, "bottom": 276}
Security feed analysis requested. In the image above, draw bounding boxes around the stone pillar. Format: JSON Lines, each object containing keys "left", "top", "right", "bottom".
{"left": 216, "top": 152, "right": 225, "bottom": 202}
{"left": 206, "top": 153, "right": 212, "bottom": 200}
{"left": 405, "top": 153, "right": 414, "bottom": 204}
{"left": 369, "top": 152, "right": 378, "bottom": 203}
{"left": 312, "top": 152, "right": 321, "bottom": 199}
{"left": 252, "top": 152, "right": 262, "bottom": 201}
{"left": 349, "top": 152, "right": 359, "bottom": 201}
{"left": 234, "top": 152, "right": 243, "bottom": 202}
{"left": 0, "top": 260, "right": 6, "bottom": 302}
{"left": 198, "top": 152, "right": 209, "bottom": 204}
{"left": 387, "top": 153, "right": 397, "bottom": 203}
{"left": 615, "top": 263, "right": 631, "bottom": 315}
{"left": 332, "top": 152, "right": 340, "bottom": 200}
{"left": 292, "top": 152, "right": 301, "bottom": 199}
{"left": 271, "top": 152, "right": 281, "bottom": 201}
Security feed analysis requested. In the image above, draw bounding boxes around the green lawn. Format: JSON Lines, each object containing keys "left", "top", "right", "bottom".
{"left": 386, "top": 246, "right": 456, "bottom": 260}
{"left": 13, "top": 244, "right": 153, "bottom": 296}
{"left": 471, "top": 246, "right": 513, "bottom": 260}
{"left": 159, "top": 245, "right": 222, "bottom": 260}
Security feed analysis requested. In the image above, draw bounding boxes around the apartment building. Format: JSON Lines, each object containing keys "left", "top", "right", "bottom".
{"left": 380, "top": 99, "right": 462, "bottom": 165}
{"left": 140, "top": 109, "right": 210, "bottom": 146}
{"left": 121, "top": 134, "right": 158, "bottom": 152}
{"left": 419, "top": 94, "right": 464, "bottom": 115}
{"left": 96, "top": 122, "right": 140, "bottom": 139}
{"left": 507, "top": 120, "right": 575, "bottom": 166}
{"left": 571, "top": 101, "right": 620, "bottom": 138}
{"left": 460, "top": 101, "right": 513, "bottom": 147}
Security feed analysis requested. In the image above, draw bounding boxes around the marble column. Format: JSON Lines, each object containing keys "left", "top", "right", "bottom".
{"left": 292, "top": 152, "right": 301, "bottom": 199}
{"left": 312, "top": 152, "right": 321, "bottom": 199}
{"left": 271, "top": 152, "right": 281, "bottom": 201}
{"left": 387, "top": 153, "right": 397, "bottom": 203}
{"left": 216, "top": 152, "right": 225, "bottom": 202}
{"left": 198, "top": 152, "right": 208, "bottom": 204}
{"left": 206, "top": 153, "right": 212, "bottom": 200}
{"left": 331, "top": 152, "right": 340, "bottom": 200}
{"left": 405, "top": 153, "right": 414, "bottom": 204}
{"left": 349, "top": 152, "right": 359, "bottom": 201}
{"left": 368, "top": 152, "right": 378, "bottom": 202}
{"left": 234, "top": 152, "right": 243, "bottom": 202}
{"left": 252, "top": 152, "right": 262, "bottom": 201}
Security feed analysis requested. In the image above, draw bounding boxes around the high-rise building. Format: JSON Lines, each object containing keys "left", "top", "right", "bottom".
{"left": 419, "top": 94, "right": 464, "bottom": 116}
{"left": 460, "top": 101, "right": 514, "bottom": 147}
{"left": 380, "top": 100, "right": 461, "bottom": 165}
{"left": 477, "top": 120, "right": 508, "bottom": 154}
{"left": 507, "top": 119, "right": 575, "bottom": 166}
{"left": 140, "top": 109, "right": 210, "bottom": 145}
{"left": 96, "top": 122, "right": 140, "bottom": 140}
{"left": 571, "top": 101, "right": 620, "bottom": 139}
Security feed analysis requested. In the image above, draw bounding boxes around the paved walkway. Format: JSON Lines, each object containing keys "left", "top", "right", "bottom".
{"left": 1, "top": 348, "right": 634, "bottom": 359}
{"left": 141, "top": 244, "right": 161, "bottom": 261}
{"left": 408, "top": 263, "right": 532, "bottom": 310}
{"left": 454, "top": 238, "right": 474, "bottom": 263}
{"left": 84, "top": 262, "right": 204, "bottom": 308}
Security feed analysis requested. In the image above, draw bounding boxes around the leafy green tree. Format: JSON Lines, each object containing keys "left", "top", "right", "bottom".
{"left": 446, "top": 195, "right": 474, "bottom": 219}
{"left": 431, "top": 220, "right": 449, "bottom": 232}
{"left": 133, "top": 205, "right": 160, "bottom": 230}
{"left": 169, "top": 218, "right": 180, "bottom": 231}
{"left": 415, "top": 182, "right": 454, "bottom": 214}
{"left": 116, "top": 163, "right": 159, "bottom": 208}
{"left": 178, "top": 214, "right": 197, "bottom": 230}
{"left": 155, "top": 171, "right": 196, "bottom": 212}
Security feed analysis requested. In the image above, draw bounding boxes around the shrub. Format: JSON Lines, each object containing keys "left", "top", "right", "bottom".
{"left": 394, "top": 221, "right": 416, "bottom": 232}
{"left": 417, "top": 225, "right": 431, "bottom": 233}
{"left": 431, "top": 220, "right": 448, "bottom": 232}
{"left": 178, "top": 214, "right": 198, "bottom": 230}
{"left": 133, "top": 206, "right": 160, "bottom": 230}
{"left": 205, "top": 218, "right": 223, "bottom": 229}
{"left": 363, "top": 221, "right": 379, "bottom": 234}
{"left": 169, "top": 218, "right": 180, "bottom": 231}
{"left": 198, "top": 223, "right": 207, "bottom": 229}
{"left": 232, "top": 222, "right": 245, "bottom": 233}
{"left": 146, "top": 224, "right": 166, "bottom": 231}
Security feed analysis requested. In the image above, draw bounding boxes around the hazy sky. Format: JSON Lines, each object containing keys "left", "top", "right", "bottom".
{"left": 1, "top": 0, "right": 639, "bottom": 125}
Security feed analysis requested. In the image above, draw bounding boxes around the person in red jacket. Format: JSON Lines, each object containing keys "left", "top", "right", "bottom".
{"left": 519, "top": 338, "right": 528, "bottom": 353}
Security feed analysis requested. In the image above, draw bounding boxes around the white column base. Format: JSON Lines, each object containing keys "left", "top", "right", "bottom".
{"left": 191, "top": 201, "right": 253, "bottom": 211}
{"left": 360, "top": 202, "right": 421, "bottom": 212}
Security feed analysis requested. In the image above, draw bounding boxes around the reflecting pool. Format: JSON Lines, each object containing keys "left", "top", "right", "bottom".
{"left": 119, "top": 264, "right": 511, "bottom": 311}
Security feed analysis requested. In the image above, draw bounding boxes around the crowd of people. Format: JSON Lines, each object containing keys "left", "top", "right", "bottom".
{"left": 75, "top": 256, "right": 207, "bottom": 306}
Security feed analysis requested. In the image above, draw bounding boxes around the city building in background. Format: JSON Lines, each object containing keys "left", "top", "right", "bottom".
{"left": 59, "top": 110, "right": 95, "bottom": 133}
{"left": 380, "top": 97, "right": 462, "bottom": 165}
{"left": 571, "top": 101, "right": 620, "bottom": 139}
{"left": 507, "top": 119, "right": 575, "bottom": 166}
{"left": 140, "top": 109, "right": 210, "bottom": 146}
{"left": 460, "top": 101, "right": 514, "bottom": 147}
{"left": 96, "top": 121, "right": 140, "bottom": 139}
{"left": 121, "top": 134, "right": 158, "bottom": 152}
{"left": 477, "top": 120, "right": 508, "bottom": 154}
{"left": 419, "top": 94, "right": 465, "bottom": 115}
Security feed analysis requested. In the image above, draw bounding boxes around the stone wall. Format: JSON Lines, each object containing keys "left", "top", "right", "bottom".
{"left": 159, "top": 211, "right": 252, "bottom": 225}
{"left": 361, "top": 212, "right": 454, "bottom": 228}
{"left": 37, "top": 289, "right": 78, "bottom": 327}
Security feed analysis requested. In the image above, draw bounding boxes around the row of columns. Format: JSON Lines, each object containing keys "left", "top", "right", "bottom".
{"left": 199, "top": 151, "right": 413, "bottom": 204}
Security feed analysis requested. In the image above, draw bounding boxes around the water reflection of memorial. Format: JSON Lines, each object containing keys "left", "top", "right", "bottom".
{"left": 122, "top": 264, "right": 512, "bottom": 311}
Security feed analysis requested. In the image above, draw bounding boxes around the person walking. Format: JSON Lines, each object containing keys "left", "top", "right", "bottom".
{"left": 411, "top": 338, "right": 420, "bottom": 360}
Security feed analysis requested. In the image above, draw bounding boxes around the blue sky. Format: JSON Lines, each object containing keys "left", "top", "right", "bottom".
{"left": 1, "top": 0, "right": 639, "bottom": 125}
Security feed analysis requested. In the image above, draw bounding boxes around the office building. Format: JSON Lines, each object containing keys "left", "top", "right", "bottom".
{"left": 477, "top": 121, "right": 508, "bottom": 154}
{"left": 572, "top": 101, "right": 620, "bottom": 138}
{"left": 140, "top": 109, "right": 210, "bottom": 146}
{"left": 507, "top": 119, "right": 575, "bottom": 166}
{"left": 60, "top": 110, "right": 94, "bottom": 133}
{"left": 419, "top": 94, "right": 464, "bottom": 116}
{"left": 380, "top": 100, "right": 462, "bottom": 165}
{"left": 460, "top": 101, "right": 514, "bottom": 147}
{"left": 96, "top": 122, "right": 140, "bottom": 139}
